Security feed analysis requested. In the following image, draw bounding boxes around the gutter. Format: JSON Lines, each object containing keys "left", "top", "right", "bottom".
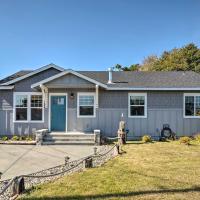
{"left": 106, "top": 87, "right": 200, "bottom": 91}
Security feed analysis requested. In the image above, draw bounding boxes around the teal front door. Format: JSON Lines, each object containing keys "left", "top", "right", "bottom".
{"left": 51, "top": 95, "right": 66, "bottom": 131}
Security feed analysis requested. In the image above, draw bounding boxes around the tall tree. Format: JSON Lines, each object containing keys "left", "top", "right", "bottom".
{"left": 114, "top": 64, "right": 140, "bottom": 71}
{"left": 140, "top": 55, "right": 158, "bottom": 71}
{"left": 117, "top": 43, "right": 200, "bottom": 72}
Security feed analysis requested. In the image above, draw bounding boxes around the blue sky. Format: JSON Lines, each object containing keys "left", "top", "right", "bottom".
{"left": 0, "top": 0, "right": 200, "bottom": 79}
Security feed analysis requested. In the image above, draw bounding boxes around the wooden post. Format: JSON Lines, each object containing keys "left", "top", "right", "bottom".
{"left": 11, "top": 177, "right": 25, "bottom": 196}
{"left": 85, "top": 157, "right": 93, "bottom": 168}
{"left": 65, "top": 156, "right": 70, "bottom": 165}
{"left": 116, "top": 144, "right": 120, "bottom": 154}
{"left": 93, "top": 147, "right": 98, "bottom": 155}
{"left": 117, "top": 121, "right": 126, "bottom": 145}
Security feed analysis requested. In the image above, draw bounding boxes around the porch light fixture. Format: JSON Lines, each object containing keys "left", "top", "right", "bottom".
{"left": 70, "top": 92, "right": 74, "bottom": 99}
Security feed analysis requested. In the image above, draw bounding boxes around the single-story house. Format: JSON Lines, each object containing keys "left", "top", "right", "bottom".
{"left": 1, "top": 63, "right": 200, "bottom": 141}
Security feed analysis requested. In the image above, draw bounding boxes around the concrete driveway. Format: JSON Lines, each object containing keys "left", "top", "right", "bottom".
{"left": 0, "top": 145, "right": 97, "bottom": 180}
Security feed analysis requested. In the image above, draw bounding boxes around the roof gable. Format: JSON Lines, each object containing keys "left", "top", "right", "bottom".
{"left": 1, "top": 63, "right": 64, "bottom": 85}
{"left": 31, "top": 69, "right": 108, "bottom": 89}
{"left": 45, "top": 73, "right": 95, "bottom": 88}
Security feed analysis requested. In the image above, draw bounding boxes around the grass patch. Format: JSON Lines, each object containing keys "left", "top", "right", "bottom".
{"left": 20, "top": 141, "right": 200, "bottom": 200}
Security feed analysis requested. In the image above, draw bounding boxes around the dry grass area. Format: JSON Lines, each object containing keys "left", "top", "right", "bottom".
{"left": 20, "top": 141, "right": 200, "bottom": 200}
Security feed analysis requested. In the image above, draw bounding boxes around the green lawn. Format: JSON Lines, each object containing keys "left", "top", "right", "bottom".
{"left": 20, "top": 141, "right": 200, "bottom": 200}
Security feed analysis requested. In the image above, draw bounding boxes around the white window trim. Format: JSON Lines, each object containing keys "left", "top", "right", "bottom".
{"left": 183, "top": 93, "right": 200, "bottom": 119}
{"left": 13, "top": 92, "right": 44, "bottom": 123}
{"left": 128, "top": 93, "right": 147, "bottom": 118}
{"left": 77, "top": 92, "right": 96, "bottom": 118}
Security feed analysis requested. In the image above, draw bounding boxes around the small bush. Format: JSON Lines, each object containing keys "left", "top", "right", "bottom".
{"left": 179, "top": 136, "right": 191, "bottom": 145}
{"left": 11, "top": 135, "right": 19, "bottom": 141}
{"left": 25, "top": 136, "right": 33, "bottom": 141}
{"left": 142, "top": 135, "right": 152, "bottom": 143}
{"left": 194, "top": 134, "right": 200, "bottom": 143}
{"left": 1, "top": 136, "right": 8, "bottom": 141}
{"left": 20, "top": 136, "right": 26, "bottom": 140}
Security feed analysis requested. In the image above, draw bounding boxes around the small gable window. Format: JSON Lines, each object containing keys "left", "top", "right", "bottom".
{"left": 77, "top": 93, "right": 96, "bottom": 118}
{"left": 184, "top": 94, "right": 200, "bottom": 118}
{"left": 128, "top": 93, "right": 147, "bottom": 118}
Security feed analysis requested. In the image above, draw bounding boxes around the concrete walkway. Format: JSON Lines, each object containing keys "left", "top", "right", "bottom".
{"left": 0, "top": 145, "right": 97, "bottom": 180}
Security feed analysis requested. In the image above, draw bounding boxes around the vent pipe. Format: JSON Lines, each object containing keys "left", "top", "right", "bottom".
{"left": 108, "top": 67, "right": 113, "bottom": 84}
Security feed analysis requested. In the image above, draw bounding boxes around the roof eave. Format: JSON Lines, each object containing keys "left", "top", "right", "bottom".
{"left": 0, "top": 85, "right": 14, "bottom": 90}
{"left": 106, "top": 87, "right": 200, "bottom": 91}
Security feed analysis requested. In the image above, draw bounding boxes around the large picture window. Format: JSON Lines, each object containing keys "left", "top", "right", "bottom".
{"left": 184, "top": 94, "right": 200, "bottom": 118}
{"left": 14, "top": 93, "right": 43, "bottom": 122}
{"left": 128, "top": 93, "right": 147, "bottom": 118}
{"left": 77, "top": 93, "right": 95, "bottom": 117}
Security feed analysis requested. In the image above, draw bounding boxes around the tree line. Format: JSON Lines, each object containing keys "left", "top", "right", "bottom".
{"left": 114, "top": 43, "right": 200, "bottom": 72}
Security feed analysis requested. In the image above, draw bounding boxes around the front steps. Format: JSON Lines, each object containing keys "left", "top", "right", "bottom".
{"left": 42, "top": 132, "right": 95, "bottom": 145}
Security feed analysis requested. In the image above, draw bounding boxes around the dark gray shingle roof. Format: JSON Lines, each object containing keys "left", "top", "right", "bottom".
{"left": 0, "top": 70, "right": 33, "bottom": 84}
{"left": 79, "top": 71, "right": 200, "bottom": 88}
{"left": 1, "top": 67, "right": 200, "bottom": 89}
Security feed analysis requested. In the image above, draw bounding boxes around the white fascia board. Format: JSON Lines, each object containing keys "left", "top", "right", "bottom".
{"left": 0, "top": 85, "right": 14, "bottom": 90}
{"left": 31, "top": 69, "right": 108, "bottom": 89}
{"left": 2, "top": 64, "right": 65, "bottom": 86}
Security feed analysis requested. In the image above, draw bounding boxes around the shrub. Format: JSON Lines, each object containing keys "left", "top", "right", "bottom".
{"left": 25, "top": 136, "right": 33, "bottom": 141}
{"left": 179, "top": 136, "right": 191, "bottom": 145}
{"left": 194, "top": 134, "right": 200, "bottom": 143}
{"left": 20, "top": 136, "right": 26, "bottom": 140}
{"left": 11, "top": 135, "right": 19, "bottom": 141}
{"left": 142, "top": 135, "right": 152, "bottom": 143}
{"left": 1, "top": 136, "right": 8, "bottom": 141}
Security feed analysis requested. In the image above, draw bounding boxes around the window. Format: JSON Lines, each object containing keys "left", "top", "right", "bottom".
{"left": 15, "top": 95, "right": 28, "bottom": 121}
{"left": 31, "top": 95, "right": 43, "bottom": 121}
{"left": 77, "top": 93, "right": 95, "bottom": 117}
{"left": 14, "top": 93, "right": 43, "bottom": 122}
{"left": 128, "top": 93, "right": 147, "bottom": 118}
{"left": 184, "top": 94, "right": 200, "bottom": 118}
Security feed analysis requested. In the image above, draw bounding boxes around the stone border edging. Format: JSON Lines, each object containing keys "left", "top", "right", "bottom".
{"left": 0, "top": 141, "right": 36, "bottom": 145}
{"left": 0, "top": 144, "right": 119, "bottom": 200}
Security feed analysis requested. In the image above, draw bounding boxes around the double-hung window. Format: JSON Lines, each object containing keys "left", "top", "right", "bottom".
{"left": 184, "top": 93, "right": 200, "bottom": 118}
{"left": 31, "top": 95, "right": 43, "bottom": 121}
{"left": 14, "top": 93, "right": 43, "bottom": 122}
{"left": 77, "top": 93, "right": 95, "bottom": 117}
{"left": 15, "top": 95, "right": 28, "bottom": 121}
{"left": 128, "top": 93, "right": 147, "bottom": 118}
